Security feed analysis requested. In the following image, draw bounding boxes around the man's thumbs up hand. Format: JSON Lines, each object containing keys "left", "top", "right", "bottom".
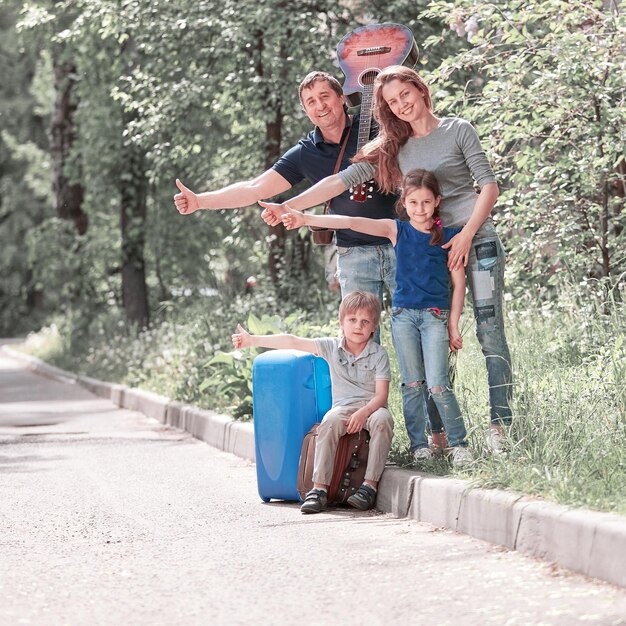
{"left": 174, "top": 178, "right": 200, "bottom": 215}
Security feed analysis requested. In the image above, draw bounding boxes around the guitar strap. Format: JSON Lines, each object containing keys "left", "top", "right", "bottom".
{"left": 324, "top": 114, "right": 353, "bottom": 216}
{"left": 309, "top": 115, "right": 353, "bottom": 242}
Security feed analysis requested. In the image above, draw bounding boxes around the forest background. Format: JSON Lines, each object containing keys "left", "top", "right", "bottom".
{"left": 1, "top": 0, "right": 624, "bottom": 512}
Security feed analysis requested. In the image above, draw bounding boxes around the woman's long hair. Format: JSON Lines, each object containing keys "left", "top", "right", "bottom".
{"left": 395, "top": 169, "right": 443, "bottom": 246}
{"left": 353, "top": 66, "right": 433, "bottom": 195}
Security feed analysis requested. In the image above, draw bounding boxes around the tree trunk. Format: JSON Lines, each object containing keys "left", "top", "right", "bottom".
{"left": 265, "top": 112, "right": 288, "bottom": 284}
{"left": 51, "top": 55, "right": 87, "bottom": 235}
{"left": 119, "top": 36, "right": 149, "bottom": 329}
{"left": 254, "top": 35, "right": 312, "bottom": 286}
{"left": 119, "top": 139, "right": 149, "bottom": 329}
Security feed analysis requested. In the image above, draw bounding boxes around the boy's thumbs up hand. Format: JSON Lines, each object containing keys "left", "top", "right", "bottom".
{"left": 174, "top": 178, "right": 200, "bottom": 215}
{"left": 232, "top": 324, "right": 252, "bottom": 349}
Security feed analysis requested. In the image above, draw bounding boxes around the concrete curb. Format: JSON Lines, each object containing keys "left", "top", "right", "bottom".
{"left": 2, "top": 345, "right": 624, "bottom": 588}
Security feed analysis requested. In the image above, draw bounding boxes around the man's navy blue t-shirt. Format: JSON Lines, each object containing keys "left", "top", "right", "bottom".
{"left": 272, "top": 114, "right": 397, "bottom": 248}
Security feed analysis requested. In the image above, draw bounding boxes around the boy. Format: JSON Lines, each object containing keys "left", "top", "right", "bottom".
{"left": 232, "top": 291, "right": 394, "bottom": 514}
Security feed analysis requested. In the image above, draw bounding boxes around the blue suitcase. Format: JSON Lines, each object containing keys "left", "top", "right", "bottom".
{"left": 252, "top": 350, "right": 332, "bottom": 502}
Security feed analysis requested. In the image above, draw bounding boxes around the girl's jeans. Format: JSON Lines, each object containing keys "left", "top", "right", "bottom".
{"left": 336, "top": 242, "right": 443, "bottom": 432}
{"left": 391, "top": 307, "right": 468, "bottom": 450}
{"left": 466, "top": 230, "right": 513, "bottom": 425}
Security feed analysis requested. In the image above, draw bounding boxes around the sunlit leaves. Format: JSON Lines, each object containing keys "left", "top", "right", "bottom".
{"left": 424, "top": 0, "right": 626, "bottom": 295}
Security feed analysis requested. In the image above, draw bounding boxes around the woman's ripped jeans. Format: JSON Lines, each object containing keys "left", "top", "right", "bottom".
{"left": 466, "top": 231, "right": 513, "bottom": 425}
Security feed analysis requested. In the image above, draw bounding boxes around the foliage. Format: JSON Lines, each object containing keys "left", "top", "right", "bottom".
{"left": 20, "top": 280, "right": 625, "bottom": 513}
{"left": 0, "top": 0, "right": 52, "bottom": 334}
{"left": 23, "top": 280, "right": 339, "bottom": 415}
{"left": 422, "top": 0, "right": 626, "bottom": 294}
{"left": 450, "top": 283, "right": 625, "bottom": 514}
{"left": 2, "top": 0, "right": 464, "bottom": 337}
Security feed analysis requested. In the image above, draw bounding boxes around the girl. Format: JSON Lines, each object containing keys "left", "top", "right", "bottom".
{"left": 282, "top": 169, "right": 472, "bottom": 466}
{"left": 260, "top": 65, "right": 512, "bottom": 453}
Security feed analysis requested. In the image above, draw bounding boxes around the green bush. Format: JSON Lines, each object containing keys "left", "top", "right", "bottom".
{"left": 20, "top": 278, "right": 625, "bottom": 514}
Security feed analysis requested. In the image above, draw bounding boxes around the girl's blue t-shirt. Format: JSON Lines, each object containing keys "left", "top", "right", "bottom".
{"left": 393, "top": 220, "right": 460, "bottom": 310}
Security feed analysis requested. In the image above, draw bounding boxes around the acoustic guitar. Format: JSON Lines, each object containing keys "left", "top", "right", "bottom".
{"left": 336, "top": 23, "right": 419, "bottom": 202}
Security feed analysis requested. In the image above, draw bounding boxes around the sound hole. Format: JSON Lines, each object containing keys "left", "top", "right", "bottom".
{"left": 360, "top": 70, "right": 379, "bottom": 86}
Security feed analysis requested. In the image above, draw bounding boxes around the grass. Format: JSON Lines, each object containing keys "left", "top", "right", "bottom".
{"left": 16, "top": 288, "right": 625, "bottom": 515}
{"left": 389, "top": 296, "right": 625, "bottom": 515}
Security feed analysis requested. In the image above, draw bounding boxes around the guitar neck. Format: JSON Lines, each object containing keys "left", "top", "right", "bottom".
{"left": 356, "top": 84, "right": 375, "bottom": 152}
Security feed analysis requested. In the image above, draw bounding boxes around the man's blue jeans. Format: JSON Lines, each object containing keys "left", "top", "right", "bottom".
{"left": 391, "top": 307, "right": 467, "bottom": 450}
{"left": 466, "top": 230, "right": 513, "bottom": 425}
{"left": 336, "top": 243, "right": 396, "bottom": 344}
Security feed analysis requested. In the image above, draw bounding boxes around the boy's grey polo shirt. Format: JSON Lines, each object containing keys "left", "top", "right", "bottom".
{"left": 314, "top": 337, "right": 391, "bottom": 408}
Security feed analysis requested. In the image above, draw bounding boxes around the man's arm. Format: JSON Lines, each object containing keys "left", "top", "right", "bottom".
{"left": 232, "top": 324, "right": 317, "bottom": 353}
{"left": 175, "top": 169, "right": 292, "bottom": 215}
{"left": 346, "top": 379, "right": 390, "bottom": 434}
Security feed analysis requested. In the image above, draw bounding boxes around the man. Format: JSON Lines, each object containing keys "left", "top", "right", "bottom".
{"left": 174, "top": 71, "right": 397, "bottom": 328}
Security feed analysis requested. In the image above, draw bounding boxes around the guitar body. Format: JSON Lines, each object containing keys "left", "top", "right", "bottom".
{"left": 336, "top": 23, "right": 418, "bottom": 202}
{"left": 337, "top": 23, "right": 419, "bottom": 108}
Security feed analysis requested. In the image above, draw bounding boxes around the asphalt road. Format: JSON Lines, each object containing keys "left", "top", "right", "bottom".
{"left": 1, "top": 351, "right": 625, "bottom": 626}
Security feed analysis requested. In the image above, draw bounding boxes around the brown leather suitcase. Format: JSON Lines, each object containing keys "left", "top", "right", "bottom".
{"left": 297, "top": 423, "right": 370, "bottom": 504}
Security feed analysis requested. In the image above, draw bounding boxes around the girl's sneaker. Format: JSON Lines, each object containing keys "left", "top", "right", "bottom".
{"left": 450, "top": 445, "right": 473, "bottom": 467}
{"left": 413, "top": 447, "right": 434, "bottom": 462}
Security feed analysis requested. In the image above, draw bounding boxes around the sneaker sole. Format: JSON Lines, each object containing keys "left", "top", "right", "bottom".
{"left": 300, "top": 505, "right": 327, "bottom": 514}
{"left": 346, "top": 497, "right": 372, "bottom": 511}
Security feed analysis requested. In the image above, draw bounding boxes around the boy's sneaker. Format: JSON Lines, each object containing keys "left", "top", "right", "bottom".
{"left": 485, "top": 427, "right": 505, "bottom": 455}
{"left": 300, "top": 488, "right": 328, "bottom": 514}
{"left": 413, "top": 447, "right": 434, "bottom": 462}
{"left": 347, "top": 484, "right": 377, "bottom": 511}
{"left": 450, "top": 445, "right": 473, "bottom": 467}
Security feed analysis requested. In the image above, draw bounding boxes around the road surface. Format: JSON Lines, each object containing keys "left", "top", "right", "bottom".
{"left": 1, "top": 351, "right": 625, "bottom": 626}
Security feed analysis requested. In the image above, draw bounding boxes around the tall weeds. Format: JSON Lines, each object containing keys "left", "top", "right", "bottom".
{"left": 19, "top": 284, "right": 625, "bottom": 513}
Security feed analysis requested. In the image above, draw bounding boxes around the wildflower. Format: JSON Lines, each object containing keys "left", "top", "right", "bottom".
{"left": 449, "top": 13, "right": 466, "bottom": 37}
{"left": 465, "top": 15, "right": 480, "bottom": 42}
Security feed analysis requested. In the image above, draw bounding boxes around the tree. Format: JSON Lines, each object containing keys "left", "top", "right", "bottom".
{"left": 423, "top": 0, "right": 626, "bottom": 297}
{"left": 51, "top": 54, "right": 87, "bottom": 235}
{"left": 0, "top": 0, "right": 53, "bottom": 333}
{"left": 2, "top": 0, "right": 464, "bottom": 336}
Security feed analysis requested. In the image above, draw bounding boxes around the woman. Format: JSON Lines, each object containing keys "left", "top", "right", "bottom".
{"left": 260, "top": 65, "right": 513, "bottom": 451}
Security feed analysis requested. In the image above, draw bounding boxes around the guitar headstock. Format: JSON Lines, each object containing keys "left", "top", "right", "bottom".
{"left": 350, "top": 181, "right": 375, "bottom": 203}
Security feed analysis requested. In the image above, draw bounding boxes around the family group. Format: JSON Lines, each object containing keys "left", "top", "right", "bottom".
{"left": 174, "top": 65, "right": 513, "bottom": 514}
